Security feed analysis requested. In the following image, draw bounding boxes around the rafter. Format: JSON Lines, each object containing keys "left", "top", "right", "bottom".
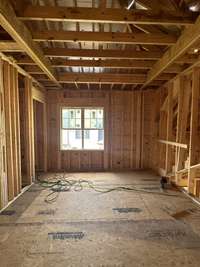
{"left": 0, "top": 0, "right": 57, "bottom": 83}
{"left": 32, "top": 30, "right": 177, "bottom": 45}
{"left": 17, "top": 5, "right": 197, "bottom": 26}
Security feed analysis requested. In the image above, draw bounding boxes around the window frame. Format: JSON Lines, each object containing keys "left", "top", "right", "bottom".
{"left": 60, "top": 107, "right": 104, "bottom": 151}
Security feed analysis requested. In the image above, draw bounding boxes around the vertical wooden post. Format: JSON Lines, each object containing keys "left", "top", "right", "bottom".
{"left": 3, "top": 62, "right": 14, "bottom": 201}
{"left": 130, "top": 91, "right": 135, "bottom": 169}
{"left": 15, "top": 68, "right": 22, "bottom": 193}
{"left": 140, "top": 92, "right": 145, "bottom": 169}
{"left": 135, "top": 91, "right": 142, "bottom": 169}
{"left": 103, "top": 92, "right": 109, "bottom": 170}
{"left": 175, "top": 76, "right": 191, "bottom": 173}
{"left": 188, "top": 68, "right": 200, "bottom": 194}
{"left": 152, "top": 90, "right": 160, "bottom": 171}
{"left": 10, "top": 66, "right": 20, "bottom": 196}
{"left": 43, "top": 102, "right": 47, "bottom": 172}
{"left": 24, "top": 77, "right": 35, "bottom": 184}
{"left": 0, "top": 58, "right": 8, "bottom": 208}
{"left": 165, "top": 83, "right": 173, "bottom": 174}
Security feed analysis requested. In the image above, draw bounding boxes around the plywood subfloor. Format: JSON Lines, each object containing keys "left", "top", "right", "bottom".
{"left": 1, "top": 171, "right": 200, "bottom": 267}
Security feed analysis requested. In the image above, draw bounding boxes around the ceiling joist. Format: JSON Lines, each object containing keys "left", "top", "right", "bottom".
{"left": 41, "top": 48, "right": 198, "bottom": 64}
{"left": 17, "top": 5, "right": 198, "bottom": 26}
{"left": 34, "top": 73, "right": 174, "bottom": 84}
{"left": 21, "top": 59, "right": 182, "bottom": 74}
{"left": 32, "top": 30, "right": 177, "bottom": 45}
{"left": 42, "top": 48, "right": 164, "bottom": 60}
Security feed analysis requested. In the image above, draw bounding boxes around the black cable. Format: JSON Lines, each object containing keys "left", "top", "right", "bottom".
{"left": 36, "top": 173, "right": 186, "bottom": 203}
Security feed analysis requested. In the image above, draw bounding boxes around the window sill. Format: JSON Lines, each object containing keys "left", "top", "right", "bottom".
{"left": 60, "top": 149, "right": 104, "bottom": 152}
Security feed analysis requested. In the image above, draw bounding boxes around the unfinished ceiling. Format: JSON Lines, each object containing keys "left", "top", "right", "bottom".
{"left": 1, "top": 0, "right": 200, "bottom": 91}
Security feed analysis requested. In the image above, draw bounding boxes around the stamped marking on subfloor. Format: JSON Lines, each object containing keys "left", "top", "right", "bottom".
{"left": 113, "top": 208, "right": 142, "bottom": 213}
{"left": 48, "top": 232, "right": 84, "bottom": 240}
{"left": 37, "top": 209, "right": 55, "bottom": 215}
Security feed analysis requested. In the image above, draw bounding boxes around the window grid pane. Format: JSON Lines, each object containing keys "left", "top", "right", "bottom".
{"left": 61, "top": 129, "right": 82, "bottom": 150}
{"left": 62, "top": 108, "right": 81, "bottom": 129}
{"left": 83, "top": 130, "right": 104, "bottom": 150}
{"left": 84, "top": 108, "right": 104, "bottom": 129}
{"left": 61, "top": 108, "right": 104, "bottom": 150}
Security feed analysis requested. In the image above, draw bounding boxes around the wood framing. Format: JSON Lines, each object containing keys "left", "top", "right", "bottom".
{"left": 42, "top": 48, "right": 165, "bottom": 60}
{"left": 188, "top": 68, "right": 200, "bottom": 194}
{"left": 165, "top": 83, "right": 173, "bottom": 174}
{"left": 32, "top": 31, "right": 177, "bottom": 45}
{"left": 18, "top": 6, "right": 197, "bottom": 26}
{"left": 57, "top": 73, "right": 174, "bottom": 84}
{"left": 0, "top": 41, "right": 22, "bottom": 52}
{"left": 3, "top": 62, "right": 14, "bottom": 201}
{"left": 0, "top": 0, "right": 57, "bottom": 82}
{"left": 175, "top": 76, "right": 191, "bottom": 174}
{"left": 0, "top": 58, "right": 7, "bottom": 208}
{"left": 22, "top": 60, "right": 182, "bottom": 73}
{"left": 158, "top": 140, "right": 187, "bottom": 149}
{"left": 143, "top": 14, "right": 200, "bottom": 87}
{"left": 32, "top": 86, "right": 46, "bottom": 103}
{"left": 23, "top": 77, "right": 35, "bottom": 185}
{"left": 16, "top": 49, "right": 196, "bottom": 65}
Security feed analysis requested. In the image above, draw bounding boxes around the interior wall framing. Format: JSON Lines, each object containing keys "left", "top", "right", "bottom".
{"left": 154, "top": 68, "right": 200, "bottom": 198}
{"left": 0, "top": 55, "right": 45, "bottom": 210}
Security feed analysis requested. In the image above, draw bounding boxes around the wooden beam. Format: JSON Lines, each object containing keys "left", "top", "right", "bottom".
{"left": 29, "top": 49, "right": 164, "bottom": 60}
{"left": 190, "top": 163, "right": 200, "bottom": 170}
{"left": 10, "top": 66, "right": 20, "bottom": 196}
{"left": 14, "top": 48, "right": 194, "bottom": 64}
{"left": 32, "top": 31, "right": 177, "bottom": 45}
{"left": 24, "top": 77, "right": 35, "bottom": 185}
{"left": 135, "top": 91, "right": 142, "bottom": 168}
{"left": 0, "top": 41, "right": 23, "bottom": 52}
{"left": 3, "top": 61, "right": 14, "bottom": 201}
{"left": 165, "top": 84, "right": 173, "bottom": 173}
{"left": 158, "top": 140, "right": 187, "bottom": 149}
{"left": 43, "top": 48, "right": 197, "bottom": 64}
{"left": 0, "top": 0, "right": 57, "bottom": 83}
{"left": 188, "top": 68, "right": 200, "bottom": 194}
{"left": 143, "top": 14, "right": 200, "bottom": 87}
{"left": 32, "top": 87, "right": 46, "bottom": 103}
{"left": 175, "top": 76, "right": 191, "bottom": 173}
{"left": 0, "top": 58, "right": 8, "bottom": 208}
{"left": 0, "top": 51, "right": 44, "bottom": 90}
{"left": 18, "top": 6, "right": 197, "bottom": 26}
{"left": 57, "top": 73, "right": 173, "bottom": 84}
{"left": 22, "top": 60, "right": 182, "bottom": 73}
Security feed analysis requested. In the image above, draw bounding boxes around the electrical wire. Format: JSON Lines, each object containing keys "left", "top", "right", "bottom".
{"left": 36, "top": 173, "right": 186, "bottom": 203}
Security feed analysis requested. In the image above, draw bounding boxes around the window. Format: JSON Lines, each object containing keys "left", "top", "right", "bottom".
{"left": 61, "top": 108, "right": 104, "bottom": 150}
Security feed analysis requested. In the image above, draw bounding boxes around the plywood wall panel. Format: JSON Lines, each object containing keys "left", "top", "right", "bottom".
{"left": 47, "top": 90, "right": 155, "bottom": 171}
